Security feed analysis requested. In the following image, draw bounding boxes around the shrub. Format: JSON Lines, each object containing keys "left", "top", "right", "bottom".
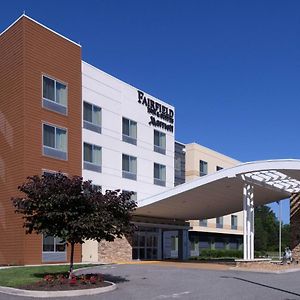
{"left": 198, "top": 249, "right": 243, "bottom": 259}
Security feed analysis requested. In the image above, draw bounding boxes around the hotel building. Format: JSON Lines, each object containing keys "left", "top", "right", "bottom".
{"left": 0, "top": 14, "right": 243, "bottom": 265}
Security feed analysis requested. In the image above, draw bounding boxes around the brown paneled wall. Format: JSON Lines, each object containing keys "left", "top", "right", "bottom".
{"left": 0, "top": 17, "right": 26, "bottom": 265}
{"left": 0, "top": 16, "right": 82, "bottom": 265}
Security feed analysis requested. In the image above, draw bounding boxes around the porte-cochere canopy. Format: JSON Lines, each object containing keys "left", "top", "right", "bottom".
{"left": 136, "top": 159, "right": 300, "bottom": 260}
{"left": 136, "top": 159, "right": 300, "bottom": 220}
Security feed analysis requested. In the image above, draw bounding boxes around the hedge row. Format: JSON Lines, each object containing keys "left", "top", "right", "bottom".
{"left": 193, "top": 249, "right": 243, "bottom": 259}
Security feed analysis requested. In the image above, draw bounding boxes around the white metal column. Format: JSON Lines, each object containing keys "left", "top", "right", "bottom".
{"left": 243, "top": 184, "right": 254, "bottom": 260}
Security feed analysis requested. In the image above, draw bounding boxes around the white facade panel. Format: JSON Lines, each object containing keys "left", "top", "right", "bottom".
{"left": 82, "top": 61, "right": 175, "bottom": 203}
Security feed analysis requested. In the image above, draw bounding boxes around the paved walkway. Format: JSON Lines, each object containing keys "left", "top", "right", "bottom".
{"left": 1, "top": 263, "right": 300, "bottom": 299}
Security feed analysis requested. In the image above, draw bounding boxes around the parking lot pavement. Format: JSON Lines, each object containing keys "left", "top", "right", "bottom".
{"left": 1, "top": 263, "right": 300, "bottom": 300}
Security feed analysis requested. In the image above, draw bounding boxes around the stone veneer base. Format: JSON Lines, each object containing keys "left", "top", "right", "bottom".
{"left": 235, "top": 258, "right": 272, "bottom": 267}
{"left": 98, "top": 236, "right": 132, "bottom": 263}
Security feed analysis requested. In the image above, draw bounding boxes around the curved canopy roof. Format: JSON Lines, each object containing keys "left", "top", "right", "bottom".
{"left": 136, "top": 159, "right": 300, "bottom": 220}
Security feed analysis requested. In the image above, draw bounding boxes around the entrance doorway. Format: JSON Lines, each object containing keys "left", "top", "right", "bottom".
{"left": 163, "top": 230, "right": 179, "bottom": 259}
{"left": 132, "top": 227, "right": 159, "bottom": 260}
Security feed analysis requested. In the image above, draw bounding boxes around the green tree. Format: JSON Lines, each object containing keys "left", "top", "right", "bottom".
{"left": 281, "top": 223, "right": 290, "bottom": 250}
{"left": 12, "top": 172, "right": 137, "bottom": 275}
{"left": 254, "top": 205, "right": 279, "bottom": 252}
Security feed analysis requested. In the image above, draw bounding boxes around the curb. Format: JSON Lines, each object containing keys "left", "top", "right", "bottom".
{"left": 0, "top": 281, "right": 116, "bottom": 298}
{"left": 229, "top": 267, "right": 300, "bottom": 274}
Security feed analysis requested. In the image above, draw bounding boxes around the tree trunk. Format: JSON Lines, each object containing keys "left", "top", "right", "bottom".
{"left": 69, "top": 242, "right": 75, "bottom": 278}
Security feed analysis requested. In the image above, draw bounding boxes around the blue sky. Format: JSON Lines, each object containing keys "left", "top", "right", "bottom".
{"left": 1, "top": 0, "right": 299, "bottom": 223}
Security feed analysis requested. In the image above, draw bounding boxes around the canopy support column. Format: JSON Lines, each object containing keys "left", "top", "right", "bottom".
{"left": 243, "top": 184, "right": 254, "bottom": 260}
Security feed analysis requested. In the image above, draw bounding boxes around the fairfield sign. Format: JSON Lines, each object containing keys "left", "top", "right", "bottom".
{"left": 137, "top": 90, "right": 174, "bottom": 133}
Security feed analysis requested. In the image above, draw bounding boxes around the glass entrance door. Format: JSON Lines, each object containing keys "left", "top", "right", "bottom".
{"left": 132, "top": 228, "right": 159, "bottom": 260}
{"left": 163, "top": 230, "right": 179, "bottom": 259}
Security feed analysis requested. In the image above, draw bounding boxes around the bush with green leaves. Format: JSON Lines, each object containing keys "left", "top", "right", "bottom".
{"left": 197, "top": 249, "right": 243, "bottom": 259}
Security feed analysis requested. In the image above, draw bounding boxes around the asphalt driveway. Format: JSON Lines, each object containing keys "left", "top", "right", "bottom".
{"left": 1, "top": 263, "right": 300, "bottom": 300}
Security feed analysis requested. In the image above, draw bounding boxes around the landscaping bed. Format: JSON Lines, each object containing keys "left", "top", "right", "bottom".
{"left": 189, "top": 249, "right": 243, "bottom": 261}
{"left": 235, "top": 261, "right": 300, "bottom": 272}
{"left": 18, "top": 273, "right": 111, "bottom": 291}
{"left": 0, "top": 264, "right": 101, "bottom": 288}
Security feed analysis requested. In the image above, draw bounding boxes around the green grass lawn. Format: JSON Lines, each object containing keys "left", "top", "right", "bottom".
{"left": 0, "top": 264, "right": 100, "bottom": 287}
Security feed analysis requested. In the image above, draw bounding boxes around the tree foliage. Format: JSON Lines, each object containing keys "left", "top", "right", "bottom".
{"left": 12, "top": 172, "right": 137, "bottom": 273}
{"left": 254, "top": 204, "right": 290, "bottom": 252}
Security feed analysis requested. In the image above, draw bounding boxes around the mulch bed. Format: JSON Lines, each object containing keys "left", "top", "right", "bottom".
{"left": 18, "top": 273, "right": 112, "bottom": 291}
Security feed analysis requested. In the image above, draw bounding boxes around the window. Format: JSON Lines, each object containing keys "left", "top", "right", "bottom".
{"left": 84, "top": 142, "right": 102, "bottom": 172}
{"left": 43, "top": 171, "right": 56, "bottom": 177}
{"left": 229, "top": 238, "right": 239, "bottom": 249}
{"left": 190, "top": 240, "right": 198, "bottom": 252}
{"left": 216, "top": 166, "right": 223, "bottom": 171}
{"left": 174, "top": 142, "right": 185, "bottom": 186}
{"left": 43, "top": 124, "right": 67, "bottom": 160}
{"left": 83, "top": 102, "right": 102, "bottom": 133}
{"left": 174, "top": 157, "right": 181, "bottom": 172}
{"left": 122, "top": 154, "right": 137, "bottom": 180}
{"left": 171, "top": 236, "right": 178, "bottom": 252}
{"left": 42, "top": 235, "right": 66, "bottom": 262}
{"left": 154, "top": 163, "right": 166, "bottom": 186}
{"left": 216, "top": 216, "right": 223, "bottom": 229}
{"left": 199, "top": 160, "right": 208, "bottom": 176}
{"left": 231, "top": 215, "right": 238, "bottom": 230}
{"left": 199, "top": 219, "right": 207, "bottom": 227}
{"left": 42, "top": 76, "right": 67, "bottom": 115}
{"left": 199, "top": 236, "right": 210, "bottom": 249}
{"left": 92, "top": 184, "right": 102, "bottom": 192}
{"left": 154, "top": 130, "right": 166, "bottom": 154}
{"left": 122, "top": 190, "right": 137, "bottom": 201}
{"left": 215, "top": 238, "right": 225, "bottom": 249}
{"left": 43, "top": 236, "right": 66, "bottom": 252}
{"left": 122, "top": 117, "right": 137, "bottom": 145}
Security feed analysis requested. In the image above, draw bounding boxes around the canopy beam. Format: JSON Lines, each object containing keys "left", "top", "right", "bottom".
{"left": 243, "top": 184, "right": 254, "bottom": 260}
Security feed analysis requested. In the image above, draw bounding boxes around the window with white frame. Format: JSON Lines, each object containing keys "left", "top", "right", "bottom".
{"left": 216, "top": 216, "right": 223, "bottom": 229}
{"left": 122, "top": 154, "right": 137, "bottom": 180}
{"left": 43, "top": 124, "right": 67, "bottom": 160}
{"left": 216, "top": 166, "right": 223, "bottom": 171}
{"left": 231, "top": 215, "right": 238, "bottom": 230}
{"left": 42, "top": 235, "right": 66, "bottom": 262}
{"left": 43, "top": 236, "right": 66, "bottom": 252}
{"left": 199, "top": 160, "right": 208, "bottom": 176}
{"left": 154, "top": 163, "right": 166, "bottom": 186}
{"left": 122, "top": 117, "right": 137, "bottom": 145}
{"left": 83, "top": 102, "right": 102, "bottom": 133}
{"left": 83, "top": 142, "right": 102, "bottom": 172}
{"left": 42, "top": 76, "right": 67, "bottom": 115}
{"left": 154, "top": 130, "right": 166, "bottom": 154}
